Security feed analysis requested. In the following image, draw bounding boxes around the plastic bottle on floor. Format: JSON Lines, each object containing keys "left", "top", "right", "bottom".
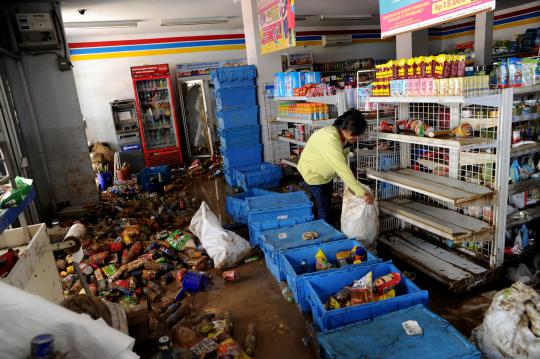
{"left": 279, "top": 282, "right": 294, "bottom": 303}
{"left": 244, "top": 323, "right": 256, "bottom": 356}
{"left": 151, "top": 336, "right": 194, "bottom": 359}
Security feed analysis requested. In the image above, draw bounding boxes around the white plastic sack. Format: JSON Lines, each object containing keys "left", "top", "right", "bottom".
{"left": 340, "top": 186, "right": 379, "bottom": 252}
{"left": 189, "top": 201, "right": 251, "bottom": 270}
{"left": 472, "top": 282, "right": 540, "bottom": 359}
{"left": 0, "top": 281, "right": 137, "bottom": 359}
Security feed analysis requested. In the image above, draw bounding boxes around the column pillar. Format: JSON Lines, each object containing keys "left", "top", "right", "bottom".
{"left": 396, "top": 29, "right": 429, "bottom": 58}
{"left": 474, "top": 11, "right": 494, "bottom": 66}
{"left": 241, "top": 0, "right": 286, "bottom": 162}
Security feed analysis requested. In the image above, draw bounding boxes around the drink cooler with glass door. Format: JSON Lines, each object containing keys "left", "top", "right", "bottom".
{"left": 130, "top": 64, "right": 183, "bottom": 167}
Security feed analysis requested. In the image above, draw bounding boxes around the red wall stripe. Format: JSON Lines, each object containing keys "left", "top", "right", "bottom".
{"left": 68, "top": 33, "right": 245, "bottom": 48}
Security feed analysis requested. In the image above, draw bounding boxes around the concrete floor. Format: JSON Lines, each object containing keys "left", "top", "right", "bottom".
{"left": 184, "top": 176, "right": 496, "bottom": 358}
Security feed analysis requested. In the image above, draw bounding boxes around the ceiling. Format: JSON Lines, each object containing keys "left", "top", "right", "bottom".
{"left": 58, "top": 0, "right": 531, "bottom": 37}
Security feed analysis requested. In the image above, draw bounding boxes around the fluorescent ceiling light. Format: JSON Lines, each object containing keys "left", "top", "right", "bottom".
{"left": 161, "top": 17, "right": 237, "bottom": 26}
{"left": 320, "top": 14, "right": 372, "bottom": 21}
{"left": 64, "top": 20, "right": 139, "bottom": 29}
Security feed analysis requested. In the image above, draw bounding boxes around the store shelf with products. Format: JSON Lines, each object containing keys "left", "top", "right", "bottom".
{"left": 355, "top": 62, "right": 514, "bottom": 288}
{"left": 508, "top": 177, "right": 540, "bottom": 195}
{"left": 507, "top": 206, "right": 540, "bottom": 227}
{"left": 275, "top": 117, "right": 336, "bottom": 127}
{"left": 274, "top": 95, "right": 341, "bottom": 105}
{"left": 272, "top": 91, "right": 347, "bottom": 168}
{"left": 513, "top": 113, "right": 540, "bottom": 122}
{"left": 373, "top": 132, "right": 497, "bottom": 150}
{"left": 511, "top": 142, "right": 540, "bottom": 157}
{"left": 280, "top": 157, "right": 298, "bottom": 168}
{"left": 277, "top": 136, "right": 306, "bottom": 146}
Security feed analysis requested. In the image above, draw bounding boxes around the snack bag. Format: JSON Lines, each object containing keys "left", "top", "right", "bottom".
{"left": 508, "top": 57, "right": 523, "bottom": 88}
{"left": 510, "top": 160, "right": 521, "bottom": 183}
{"left": 315, "top": 248, "right": 332, "bottom": 271}
{"left": 434, "top": 54, "right": 446, "bottom": 78}
{"left": 351, "top": 271, "right": 373, "bottom": 306}
{"left": 374, "top": 289, "right": 396, "bottom": 302}
{"left": 397, "top": 58, "right": 407, "bottom": 79}
{"left": 406, "top": 58, "right": 415, "bottom": 79}
{"left": 415, "top": 57, "right": 423, "bottom": 78}
{"left": 374, "top": 272, "right": 402, "bottom": 294}
{"left": 336, "top": 250, "right": 353, "bottom": 267}
{"left": 452, "top": 123, "right": 473, "bottom": 138}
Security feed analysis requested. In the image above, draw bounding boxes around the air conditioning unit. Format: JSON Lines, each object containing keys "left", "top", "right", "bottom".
{"left": 322, "top": 34, "right": 353, "bottom": 47}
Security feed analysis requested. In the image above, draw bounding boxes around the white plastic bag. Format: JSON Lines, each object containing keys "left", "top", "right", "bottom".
{"left": 340, "top": 186, "right": 379, "bottom": 252}
{"left": 472, "top": 282, "right": 540, "bottom": 359}
{"left": 0, "top": 282, "right": 137, "bottom": 359}
{"left": 189, "top": 201, "right": 252, "bottom": 270}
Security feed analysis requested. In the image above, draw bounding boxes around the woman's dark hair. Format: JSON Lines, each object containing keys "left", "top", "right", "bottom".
{"left": 333, "top": 109, "right": 367, "bottom": 136}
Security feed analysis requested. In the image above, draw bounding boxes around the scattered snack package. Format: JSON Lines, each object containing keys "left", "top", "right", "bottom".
{"left": 302, "top": 231, "right": 319, "bottom": 241}
{"left": 402, "top": 320, "right": 423, "bottom": 336}
{"left": 336, "top": 250, "right": 353, "bottom": 268}
{"left": 351, "top": 271, "right": 373, "bottom": 306}
{"left": 373, "top": 272, "right": 402, "bottom": 294}
{"left": 452, "top": 122, "right": 473, "bottom": 138}
{"left": 315, "top": 248, "right": 332, "bottom": 271}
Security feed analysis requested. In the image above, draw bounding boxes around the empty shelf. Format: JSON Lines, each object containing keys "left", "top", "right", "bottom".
{"left": 367, "top": 168, "right": 495, "bottom": 207}
{"left": 379, "top": 231, "right": 490, "bottom": 293}
{"left": 380, "top": 198, "right": 493, "bottom": 243}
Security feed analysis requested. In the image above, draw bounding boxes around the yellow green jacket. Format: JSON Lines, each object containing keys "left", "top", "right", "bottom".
{"left": 298, "top": 125, "right": 366, "bottom": 196}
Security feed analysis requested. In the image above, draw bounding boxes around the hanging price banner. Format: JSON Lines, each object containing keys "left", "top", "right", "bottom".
{"left": 379, "top": 0, "right": 496, "bottom": 39}
{"left": 258, "top": 0, "right": 296, "bottom": 55}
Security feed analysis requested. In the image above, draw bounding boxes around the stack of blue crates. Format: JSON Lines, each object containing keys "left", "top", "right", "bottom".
{"left": 234, "top": 189, "right": 477, "bottom": 356}
{"left": 211, "top": 66, "right": 261, "bottom": 186}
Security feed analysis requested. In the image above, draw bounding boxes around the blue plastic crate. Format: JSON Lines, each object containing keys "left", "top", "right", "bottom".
{"left": 218, "top": 125, "right": 261, "bottom": 149}
{"left": 137, "top": 165, "right": 171, "bottom": 192}
{"left": 215, "top": 86, "right": 257, "bottom": 110}
{"left": 217, "top": 107, "right": 259, "bottom": 129}
{"left": 211, "top": 66, "right": 257, "bottom": 90}
{"left": 317, "top": 304, "right": 480, "bottom": 359}
{"left": 221, "top": 144, "right": 262, "bottom": 168}
{"left": 248, "top": 215, "right": 314, "bottom": 247}
{"left": 226, "top": 188, "right": 274, "bottom": 224}
{"left": 258, "top": 220, "right": 345, "bottom": 282}
{"left": 234, "top": 162, "right": 282, "bottom": 191}
{"left": 280, "top": 239, "right": 380, "bottom": 313}
{"left": 245, "top": 191, "right": 313, "bottom": 223}
{"left": 306, "top": 261, "right": 429, "bottom": 331}
{"left": 223, "top": 166, "right": 237, "bottom": 187}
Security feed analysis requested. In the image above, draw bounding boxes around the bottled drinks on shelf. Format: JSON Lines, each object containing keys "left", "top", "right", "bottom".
{"left": 277, "top": 102, "right": 330, "bottom": 121}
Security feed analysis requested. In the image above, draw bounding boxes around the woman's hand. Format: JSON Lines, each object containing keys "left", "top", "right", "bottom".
{"left": 361, "top": 192, "right": 374, "bottom": 204}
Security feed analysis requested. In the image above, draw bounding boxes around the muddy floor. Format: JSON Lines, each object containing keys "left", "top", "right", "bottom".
{"left": 183, "top": 176, "right": 501, "bottom": 358}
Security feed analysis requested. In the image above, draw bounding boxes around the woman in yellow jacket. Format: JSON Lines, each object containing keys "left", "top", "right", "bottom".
{"left": 298, "top": 109, "right": 374, "bottom": 223}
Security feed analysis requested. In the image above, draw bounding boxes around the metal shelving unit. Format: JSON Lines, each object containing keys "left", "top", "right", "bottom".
{"left": 503, "top": 85, "right": 540, "bottom": 249}
{"left": 362, "top": 87, "right": 518, "bottom": 291}
{"left": 272, "top": 93, "right": 347, "bottom": 168}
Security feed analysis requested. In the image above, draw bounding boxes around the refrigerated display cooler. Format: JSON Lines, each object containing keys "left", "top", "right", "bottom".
{"left": 130, "top": 64, "right": 183, "bottom": 167}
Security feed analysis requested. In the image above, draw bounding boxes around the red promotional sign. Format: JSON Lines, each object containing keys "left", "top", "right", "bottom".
{"left": 130, "top": 64, "right": 170, "bottom": 78}
{"left": 379, "top": 0, "right": 496, "bottom": 38}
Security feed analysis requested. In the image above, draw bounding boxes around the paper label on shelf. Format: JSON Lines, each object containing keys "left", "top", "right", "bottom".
{"left": 277, "top": 215, "right": 289, "bottom": 220}
{"left": 278, "top": 232, "right": 288, "bottom": 239}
